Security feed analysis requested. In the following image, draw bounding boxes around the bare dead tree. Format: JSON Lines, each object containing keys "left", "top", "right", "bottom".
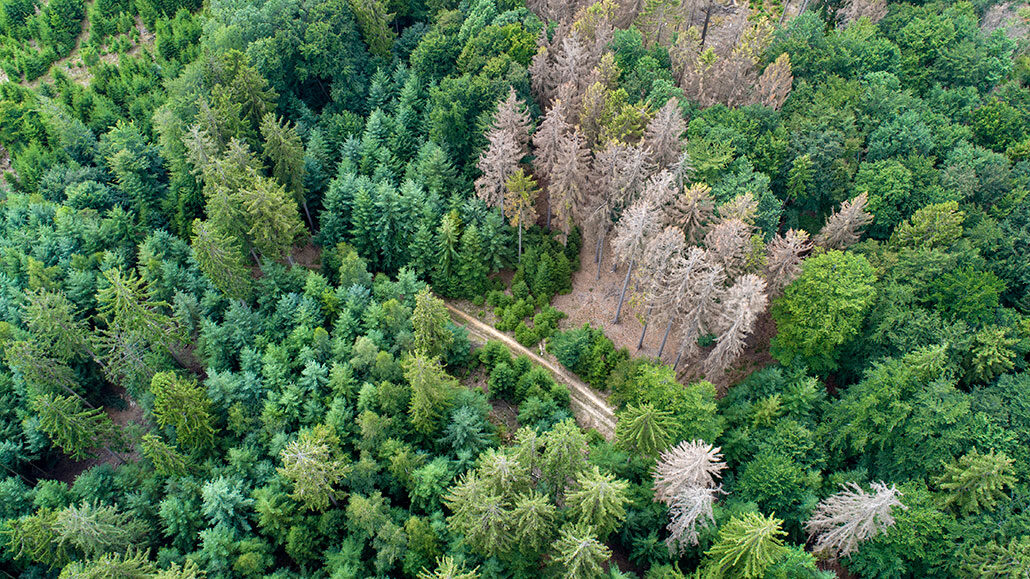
{"left": 611, "top": 200, "right": 661, "bottom": 324}
{"left": 475, "top": 88, "right": 531, "bottom": 210}
{"left": 836, "top": 0, "right": 887, "bottom": 26}
{"left": 643, "top": 97, "right": 687, "bottom": 170}
{"left": 637, "top": 226, "right": 687, "bottom": 350}
{"left": 815, "top": 192, "right": 873, "bottom": 250}
{"left": 704, "top": 218, "right": 751, "bottom": 280}
{"left": 702, "top": 273, "right": 766, "bottom": 378}
{"left": 754, "top": 52, "right": 793, "bottom": 110}
{"left": 806, "top": 482, "right": 906, "bottom": 558}
{"left": 549, "top": 129, "right": 592, "bottom": 238}
{"left": 765, "top": 229, "right": 811, "bottom": 295}
{"left": 532, "top": 98, "right": 573, "bottom": 228}
{"left": 668, "top": 248, "right": 726, "bottom": 369}
{"left": 653, "top": 440, "right": 727, "bottom": 505}
{"left": 666, "top": 486, "right": 719, "bottom": 554}
{"left": 667, "top": 182, "right": 715, "bottom": 244}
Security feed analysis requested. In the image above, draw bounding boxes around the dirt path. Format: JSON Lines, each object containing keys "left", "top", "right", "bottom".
{"left": 446, "top": 304, "right": 617, "bottom": 439}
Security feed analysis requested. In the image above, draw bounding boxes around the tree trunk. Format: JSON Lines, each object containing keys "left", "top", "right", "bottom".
{"left": 700, "top": 0, "right": 714, "bottom": 47}
{"left": 515, "top": 224, "right": 523, "bottom": 262}
{"left": 637, "top": 305, "right": 654, "bottom": 349}
{"left": 614, "top": 258, "right": 635, "bottom": 324}
{"left": 546, "top": 194, "right": 551, "bottom": 230}
{"left": 595, "top": 231, "right": 605, "bottom": 281}
{"left": 302, "top": 200, "right": 315, "bottom": 231}
{"left": 674, "top": 348, "right": 683, "bottom": 370}
{"left": 251, "top": 248, "right": 261, "bottom": 266}
{"left": 103, "top": 445, "right": 128, "bottom": 466}
{"left": 658, "top": 320, "right": 673, "bottom": 357}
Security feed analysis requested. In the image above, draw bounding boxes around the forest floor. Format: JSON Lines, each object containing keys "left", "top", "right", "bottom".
{"left": 445, "top": 303, "right": 617, "bottom": 439}
{"left": 552, "top": 232, "right": 777, "bottom": 395}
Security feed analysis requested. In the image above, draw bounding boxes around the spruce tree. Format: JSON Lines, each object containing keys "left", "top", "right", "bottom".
{"left": 150, "top": 372, "right": 216, "bottom": 452}
{"left": 549, "top": 524, "right": 611, "bottom": 579}
{"left": 702, "top": 512, "right": 786, "bottom": 579}
{"left": 405, "top": 352, "right": 459, "bottom": 436}
{"left": 32, "top": 394, "right": 119, "bottom": 461}
{"left": 278, "top": 424, "right": 350, "bottom": 511}
{"left": 191, "top": 218, "right": 252, "bottom": 300}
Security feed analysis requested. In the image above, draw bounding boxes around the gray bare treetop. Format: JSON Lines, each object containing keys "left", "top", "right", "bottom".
{"left": 815, "top": 192, "right": 873, "bottom": 250}
{"left": 805, "top": 482, "right": 906, "bottom": 558}
{"left": 475, "top": 88, "right": 531, "bottom": 209}
{"left": 702, "top": 274, "right": 767, "bottom": 378}
{"left": 765, "top": 229, "right": 812, "bottom": 295}
{"left": 653, "top": 440, "right": 727, "bottom": 505}
{"left": 667, "top": 182, "right": 715, "bottom": 244}
{"left": 643, "top": 97, "right": 687, "bottom": 170}
{"left": 704, "top": 218, "right": 752, "bottom": 280}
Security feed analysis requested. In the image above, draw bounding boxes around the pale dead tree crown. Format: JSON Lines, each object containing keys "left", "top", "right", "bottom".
{"left": 704, "top": 218, "right": 752, "bottom": 280}
{"left": 765, "top": 229, "right": 812, "bottom": 295}
{"left": 805, "top": 482, "right": 906, "bottom": 558}
{"left": 531, "top": 98, "right": 573, "bottom": 184}
{"left": 666, "top": 486, "right": 720, "bottom": 554}
{"left": 837, "top": 0, "right": 888, "bottom": 26}
{"left": 716, "top": 192, "right": 758, "bottom": 225}
{"left": 702, "top": 273, "right": 767, "bottom": 378}
{"left": 475, "top": 88, "right": 532, "bottom": 209}
{"left": 643, "top": 97, "right": 687, "bottom": 170}
{"left": 642, "top": 170, "right": 679, "bottom": 211}
{"left": 640, "top": 226, "right": 688, "bottom": 310}
{"left": 612, "top": 200, "right": 661, "bottom": 269}
{"left": 668, "top": 182, "right": 715, "bottom": 244}
{"left": 755, "top": 52, "right": 794, "bottom": 111}
{"left": 550, "top": 129, "right": 593, "bottom": 237}
{"left": 671, "top": 248, "right": 727, "bottom": 363}
{"left": 653, "top": 440, "right": 727, "bottom": 505}
{"left": 815, "top": 192, "right": 873, "bottom": 250}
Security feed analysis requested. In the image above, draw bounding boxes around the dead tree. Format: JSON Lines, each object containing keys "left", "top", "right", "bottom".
{"left": 815, "top": 192, "right": 872, "bottom": 250}
{"left": 643, "top": 97, "right": 687, "bottom": 170}
{"left": 667, "top": 182, "right": 715, "bottom": 244}
{"left": 806, "top": 482, "right": 905, "bottom": 558}
{"left": 704, "top": 218, "right": 751, "bottom": 280}
{"left": 715, "top": 192, "right": 758, "bottom": 225}
{"left": 668, "top": 248, "right": 726, "bottom": 369}
{"left": 549, "top": 129, "right": 592, "bottom": 238}
{"left": 475, "top": 88, "right": 531, "bottom": 210}
{"left": 532, "top": 99, "right": 574, "bottom": 229}
{"left": 636, "top": 226, "right": 687, "bottom": 350}
{"left": 754, "top": 53, "right": 794, "bottom": 110}
{"left": 765, "top": 229, "right": 811, "bottom": 295}
{"left": 611, "top": 200, "right": 661, "bottom": 324}
{"left": 702, "top": 274, "right": 767, "bottom": 378}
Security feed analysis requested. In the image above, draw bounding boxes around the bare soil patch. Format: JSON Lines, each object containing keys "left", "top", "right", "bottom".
{"left": 46, "top": 388, "right": 145, "bottom": 484}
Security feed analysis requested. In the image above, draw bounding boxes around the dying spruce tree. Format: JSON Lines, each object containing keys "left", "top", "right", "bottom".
{"left": 815, "top": 192, "right": 873, "bottom": 250}
{"left": 475, "top": 88, "right": 532, "bottom": 210}
{"left": 642, "top": 97, "right": 686, "bottom": 170}
{"left": 764, "top": 229, "right": 812, "bottom": 296}
{"left": 805, "top": 482, "right": 905, "bottom": 558}
{"left": 611, "top": 199, "right": 660, "bottom": 324}
{"left": 702, "top": 274, "right": 767, "bottom": 379}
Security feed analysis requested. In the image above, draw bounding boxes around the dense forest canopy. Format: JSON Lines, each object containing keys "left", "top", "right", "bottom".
{"left": 0, "top": 0, "right": 1028, "bottom": 575}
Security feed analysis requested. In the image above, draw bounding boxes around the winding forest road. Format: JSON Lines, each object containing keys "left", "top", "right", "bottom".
{"left": 445, "top": 304, "right": 617, "bottom": 439}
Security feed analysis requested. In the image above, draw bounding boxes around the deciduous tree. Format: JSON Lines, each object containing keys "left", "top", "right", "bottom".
{"left": 503, "top": 169, "right": 540, "bottom": 261}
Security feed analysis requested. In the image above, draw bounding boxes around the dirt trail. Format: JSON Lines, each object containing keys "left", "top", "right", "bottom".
{"left": 446, "top": 304, "right": 617, "bottom": 439}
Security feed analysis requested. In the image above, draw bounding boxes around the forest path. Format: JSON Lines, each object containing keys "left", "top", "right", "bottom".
{"left": 446, "top": 303, "right": 617, "bottom": 439}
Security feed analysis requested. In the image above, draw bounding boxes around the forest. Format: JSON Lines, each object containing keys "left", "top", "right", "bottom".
{"left": 0, "top": 0, "right": 1028, "bottom": 574}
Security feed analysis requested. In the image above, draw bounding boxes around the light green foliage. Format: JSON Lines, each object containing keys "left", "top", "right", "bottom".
{"left": 771, "top": 250, "right": 877, "bottom": 372}
{"left": 32, "top": 394, "right": 117, "bottom": 461}
{"left": 891, "top": 201, "right": 965, "bottom": 250}
{"left": 418, "top": 556, "right": 481, "bottom": 579}
{"left": 614, "top": 403, "right": 674, "bottom": 458}
{"left": 550, "top": 524, "right": 612, "bottom": 579}
{"left": 140, "top": 433, "right": 190, "bottom": 476}
{"left": 151, "top": 372, "right": 216, "bottom": 452}
{"left": 565, "top": 466, "right": 630, "bottom": 539}
{"left": 702, "top": 512, "right": 787, "bottom": 579}
{"left": 277, "top": 424, "right": 350, "bottom": 511}
{"left": 404, "top": 352, "right": 459, "bottom": 436}
{"left": 937, "top": 448, "right": 1016, "bottom": 515}
{"left": 58, "top": 549, "right": 154, "bottom": 578}
{"left": 191, "top": 218, "right": 252, "bottom": 300}
{"left": 412, "top": 288, "right": 453, "bottom": 357}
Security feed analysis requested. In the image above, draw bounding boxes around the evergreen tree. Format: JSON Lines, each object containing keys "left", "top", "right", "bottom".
{"left": 565, "top": 466, "right": 630, "bottom": 538}
{"left": 511, "top": 490, "right": 556, "bottom": 554}
{"left": 32, "top": 394, "right": 118, "bottom": 461}
{"left": 457, "top": 224, "right": 489, "bottom": 298}
{"left": 615, "top": 403, "right": 674, "bottom": 458}
{"left": 191, "top": 218, "right": 253, "bottom": 300}
{"left": 278, "top": 424, "right": 350, "bottom": 511}
{"left": 504, "top": 169, "right": 539, "bottom": 261}
{"left": 260, "top": 113, "right": 309, "bottom": 227}
{"left": 405, "top": 352, "right": 459, "bottom": 436}
{"left": 549, "top": 524, "right": 611, "bottom": 579}
{"left": 140, "top": 433, "right": 190, "bottom": 477}
{"left": 151, "top": 372, "right": 216, "bottom": 452}
{"left": 702, "top": 512, "right": 787, "bottom": 579}
{"left": 937, "top": 449, "right": 1016, "bottom": 515}
{"left": 412, "top": 288, "right": 453, "bottom": 358}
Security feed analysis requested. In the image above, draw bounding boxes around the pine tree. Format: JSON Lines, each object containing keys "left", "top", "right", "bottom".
{"left": 814, "top": 192, "right": 872, "bottom": 250}
{"left": 444, "top": 472, "right": 514, "bottom": 557}
{"left": 702, "top": 512, "right": 786, "bottom": 579}
{"left": 512, "top": 490, "right": 557, "bottom": 554}
{"left": 566, "top": 466, "right": 630, "bottom": 538}
{"left": 21, "top": 288, "right": 89, "bottom": 361}
{"left": 541, "top": 419, "right": 590, "bottom": 501}
{"left": 653, "top": 440, "right": 727, "bottom": 506}
{"left": 476, "top": 88, "right": 531, "bottom": 209}
{"left": 615, "top": 403, "right": 674, "bottom": 458}
{"left": 417, "top": 556, "right": 481, "bottom": 579}
{"left": 33, "top": 394, "right": 119, "bottom": 462}
{"left": 412, "top": 288, "right": 453, "bottom": 358}
{"left": 150, "top": 372, "right": 216, "bottom": 452}
{"left": 937, "top": 449, "right": 1016, "bottom": 516}
{"left": 5, "top": 508, "right": 69, "bottom": 569}
{"left": 702, "top": 274, "right": 767, "bottom": 378}
{"left": 457, "top": 224, "right": 489, "bottom": 298}
{"left": 405, "top": 352, "right": 459, "bottom": 436}
{"left": 504, "top": 169, "right": 540, "bottom": 261}
{"left": 278, "top": 424, "right": 350, "bottom": 511}
{"left": 260, "top": 113, "right": 309, "bottom": 226}
{"left": 191, "top": 218, "right": 252, "bottom": 300}
{"left": 4, "top": 339, "right": 83, "bottom": 403}
{"left": 549, "top": 524, "right": 611, "bottom": 579}
{"left": 642, "top": 97, "right": 686, "bottom": 170}
{"left": 58, "top": 549, "right": 156, "bottom": 577}
{"left": 140, "top": 433, "right": 190, "bottom": 477}
{"left": 805, "top": 482, "right": 905, "bottom": 557}
{"left": 434, "top": 211, "right": 462, "bottom": 293}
